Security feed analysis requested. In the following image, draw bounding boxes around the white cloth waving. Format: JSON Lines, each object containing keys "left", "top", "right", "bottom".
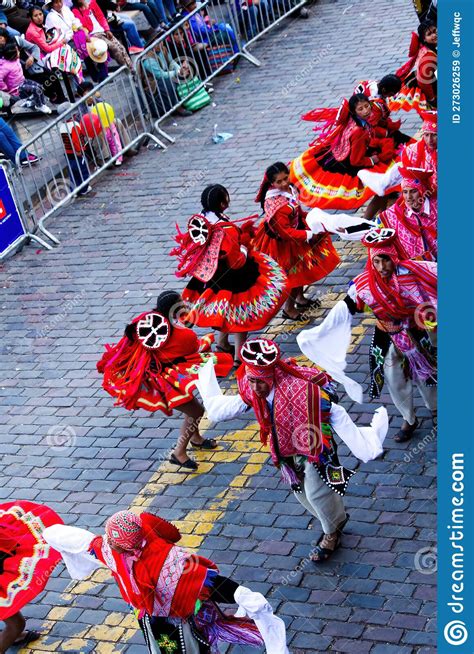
{"left": 43, "top": 524, "right": 104, "bottom": 579}
{"left": 305, "top": 207, "right": 378, "bottom": 241}
{"left": 234, "top": 586, "right": 290, "bottom": 654}
{"left": 297, "top": 300, "right": 363, "bottom": 403}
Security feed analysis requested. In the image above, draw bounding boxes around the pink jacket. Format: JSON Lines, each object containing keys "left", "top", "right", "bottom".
{"left": 25, "top": 21, "right": 64, "bottom": 56}
{"left": 0, "top": 57, "right": 24, "bottom": 95}
{"left": 72, "top": 1, "right": 109, "bottom": 34}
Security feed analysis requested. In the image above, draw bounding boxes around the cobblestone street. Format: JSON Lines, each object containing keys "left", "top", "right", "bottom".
{"left": 1, "top": 0, "right": 437, "bottom": 652}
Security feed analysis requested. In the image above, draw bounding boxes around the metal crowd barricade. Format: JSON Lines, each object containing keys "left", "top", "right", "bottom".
{"left": 135, "top": 2, "right": 258, "bottom": 143}
{"left": 14, "top": 66, "right": 165, "bottom": 246}
{"left": 231, "top": 0, "right": 308, "bottom": 58}
{"left": 0, "top": 159, "right": 52, "bottom": 260}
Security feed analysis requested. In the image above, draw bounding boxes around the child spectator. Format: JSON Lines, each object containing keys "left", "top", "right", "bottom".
{"left": 56, "top": 102, "right": 93, "bottom": 194}
{"left": 75, "top": 83, "right": 124, "bottom": 165}
{"left": 0, "top": 41, "right": 52, "bottom": 113}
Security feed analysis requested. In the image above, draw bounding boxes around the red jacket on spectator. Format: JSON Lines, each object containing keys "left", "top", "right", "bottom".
{"left": 25, "top": 21, "right": 65, "bottom": 55}
{"left": 72, "top": 0, "right": 109, "bottom": 33}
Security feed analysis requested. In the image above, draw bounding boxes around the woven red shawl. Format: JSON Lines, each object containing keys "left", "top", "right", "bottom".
{"left": 237, "top": 361, "right": 329, "bottom": 464}
{"left": 171, "top": 217, "right": 224, "bottom": 282}
{"left": 91, "top": 514, "right": 216, "bottom": 619}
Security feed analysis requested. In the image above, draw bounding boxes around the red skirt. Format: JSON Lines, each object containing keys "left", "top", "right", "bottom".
{"left": 133, "top": 350, "right": 233, "bottom": 413}
{"left": 98, "top": 334, "right": 233, "bottom": 414}
{"left": 0, "top": 501, "right": 63, "bottom": 620}
{"left": 388, "top": 85, "right": 430, "bottom": 113}
{"left": 251, "top": 227, "right": 340, "bottom": 289}
{"left": 182, "top": 251, "right": 287, "bottom": 332}
{"left": 290, "top": 145, "right": 394, "bottom": 211}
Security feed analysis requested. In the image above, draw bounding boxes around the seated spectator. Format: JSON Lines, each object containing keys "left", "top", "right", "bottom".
{"left": 118, "top": 0, "right": 177, "bottom": 31}
{"left": 0, "top": 41, "right": 52, "bottom": 112}
{"left": 234, "top": 0, "right": 268, "bottom": 39}
{"left": 0, "top": 9, "right": 20, "bottom": 36}
{"left": 44, "top": 0, "right": 108, "bottom": 82}
{"left": 71, "top": 0, "right": 133, "bottom": 70}
{"left": 116, "top": 0, "right": 164, "bottom": 33}
{"left": 0, "top": 26, "right": 68, "bottom": 104}
{"left": 140, "top": 39, "right": 191, "bottom": 117}
{"left": 167, "top": 21, "right": 213, "bottom": 82}
{"left": 26, "top": 6, "right": 84, "bottom": 89}
{"left": 95, "top": 0, "right": 144, "bottom": 53}
{"left": 181, "top": 0, "right": 239, "bottom": 54}
{"left": 0, "top": 0, "right": 30, "bottom": 34}
{"left": 0, "top": 114, "right": 40, "bottom": 164}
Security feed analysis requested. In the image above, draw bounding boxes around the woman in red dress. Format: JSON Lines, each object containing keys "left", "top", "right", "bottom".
{"left": 290, "top": 94, "right": 397, "bottom": 217}
{"left": 389, "top": 20, "right": 437, "bottom": 112}
{"left": 0, "top": 501, "right": 62, "bottom": 653}
{"left": 251, "top": 162, "right": 340, "bottom": 319}
{"left": 172, "top": 184, "right": 288, "bottom": 361}
{"left": 97, "top": 291, "right": 233, "bottom": 470}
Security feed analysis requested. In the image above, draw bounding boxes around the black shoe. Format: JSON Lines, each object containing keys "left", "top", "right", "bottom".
{"left": 169, "top": 453, "right": 198, "bottom": 470}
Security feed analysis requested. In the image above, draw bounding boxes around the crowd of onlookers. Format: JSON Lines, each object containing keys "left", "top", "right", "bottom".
{"left": 0, "top": 0, "right": 307, "bottom": 174}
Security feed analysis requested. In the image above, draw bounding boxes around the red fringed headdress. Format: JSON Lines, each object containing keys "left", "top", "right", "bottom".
{"left": 97, "top": 311, "right": 172, "bottom": 410}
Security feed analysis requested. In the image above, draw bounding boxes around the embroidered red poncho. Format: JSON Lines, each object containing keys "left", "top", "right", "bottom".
{"left": 89, "top": 513, "right": 216, "bottom": 619}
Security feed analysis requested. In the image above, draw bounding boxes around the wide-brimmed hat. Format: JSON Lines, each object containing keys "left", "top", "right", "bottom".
{"left": 86, "top": 38, "right": 108, "bottom": 64}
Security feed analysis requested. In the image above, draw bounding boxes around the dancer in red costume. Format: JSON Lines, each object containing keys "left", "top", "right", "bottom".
{"left": 97, "top": 290, "right": 233, "bottom": 470}
{"left": 401, "top": 111, "right": 437, "bottom": 193}
{"left": 389, "top": 20, "right": 437, "bottom": 112}
{"left": 44, "top": 510, "right": 290, "bottom": 654}
{"left": 0, "top": 502, "right": 63, "bottom": 654}
{"left": 353, "top": 75, "right": 411, "bottom": 146}
{"left": 358, "top": 111, "right": 437, "bottom": 198}
{"left": 379, "top": 167, "right": 437, "bottom": 261}
{"left": 172, "top": 184, "right": 287, "bottom": 362}
{"left": 290, "top": 94, "right": 397, "bottom": 217}
{"left": 252, "top": 162, "right": 340, "bottom": 320}
{"left": 300, "top": 229, "right": 437, "bottom": 443}
{"left": 197, "top": 338, "right": 388, "bottom": 562}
